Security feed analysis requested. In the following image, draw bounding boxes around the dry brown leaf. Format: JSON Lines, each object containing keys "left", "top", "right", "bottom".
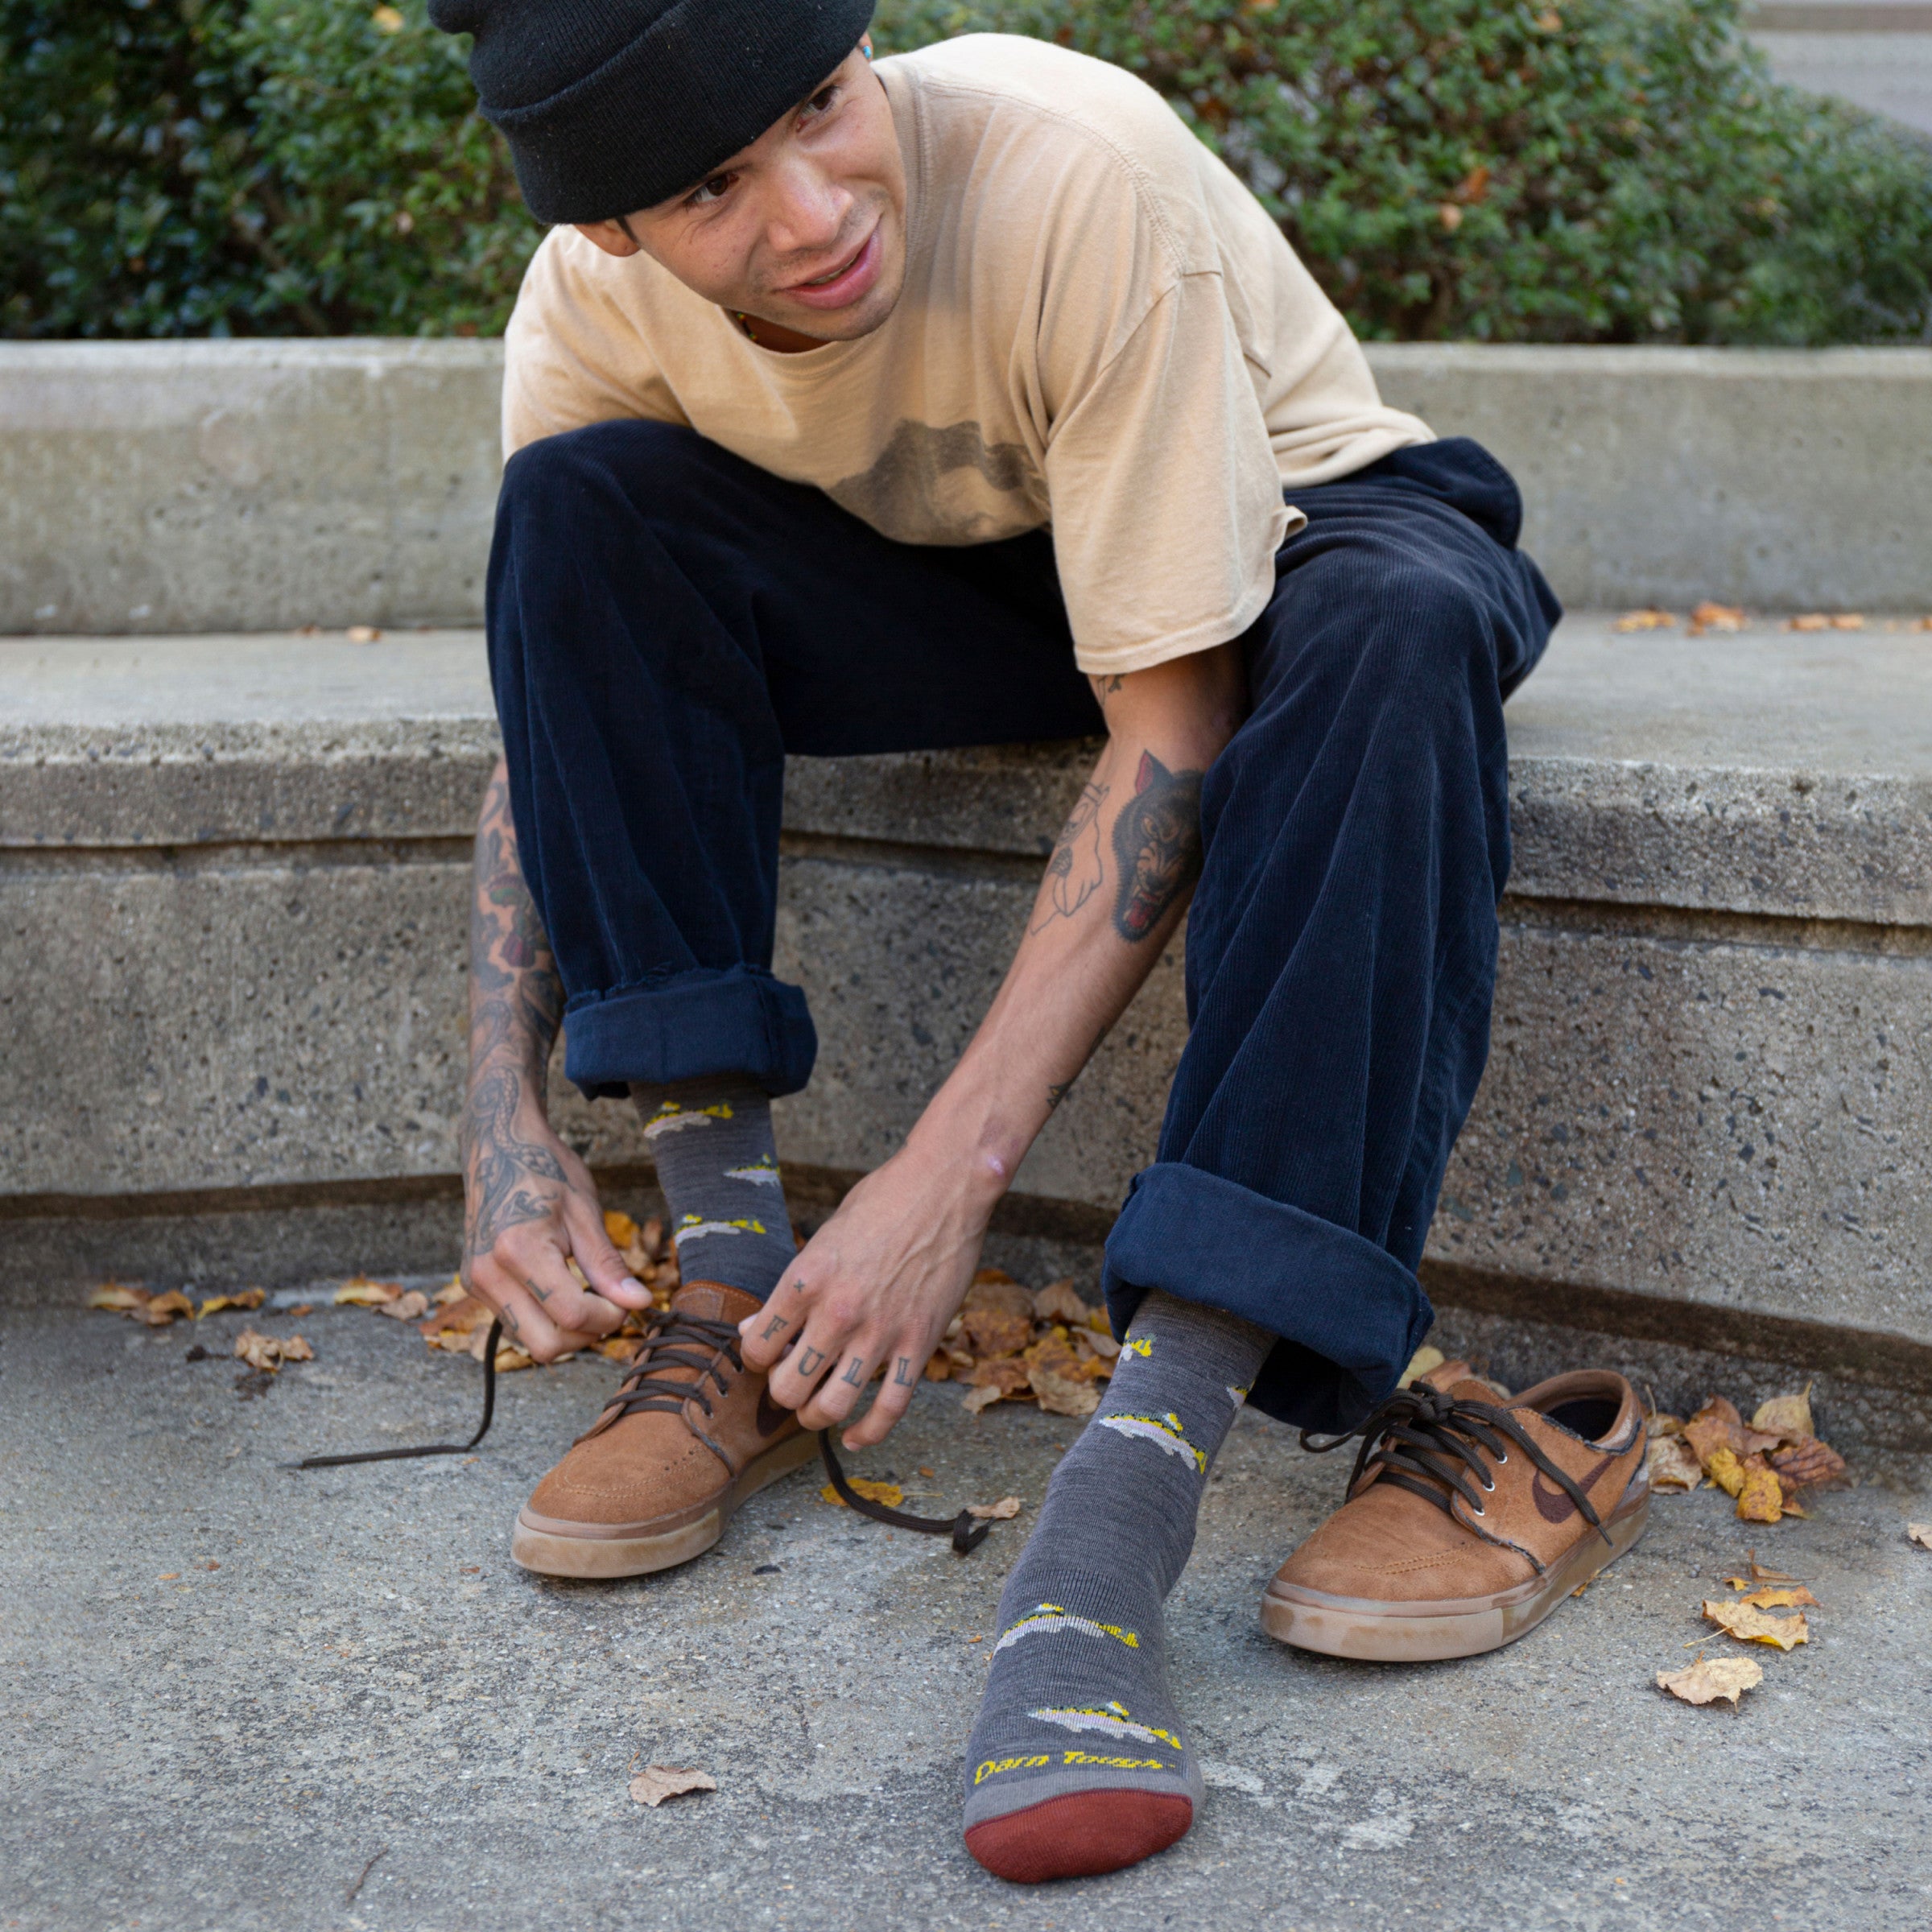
{"left": 1084, "top": 1330, "right": 1122, "bottom": 1361}
{"left": 1031, "top": 1366, "right": 1101, "bottom": 1419}
{"left": 432, "top": 1275, "right": 467, "bottom": 1306}
{"left": 86, "top": 1282, "right": 150, "bottom": 1312}
{"left": 1032, "top": 1280, "right": 1092, "bottom": 1326}
{"left": 923, "top": 1351, "right": 952, "bottom": 1381}
{"left": 1687, "top": 601, "right": 1746, "bottom": 634}
{"left": 1906, "top": 1523, "right": 1932, "bottom": 1551}
{"left": 968, "top": 1357, "right": 1034, "bottom": 1397}
{"left": 1735, "top": 1459, "right": 1785, "bottom": 1524}
{"left": 1831, "top": 613, "right": 1865, "bottom": 630}
{"left": 599, "top": 1336, "right": 644, "bottom": 1363}
{"left": 819, "top": 1477, "right": 903, "bottom": 1510}
{"left": 233, "top": 1327, "right": 311, "bottom": 1371}
{"left": 493, "top": 1342, "right": 535, "bottom": 1373}
{"left": 961, "top": 1383, "right": 1006, "bottom": 1415}
{"left": 376, "top": 1290, "right": 430, "bottom": 1322}
{"left": 346, "top": 624, "right": 382, "bottom": 643}
{"left": 335, "top": 1277, "right": 402, "bottom": 1307}
{"left": 604, "top": 1210, "right": 640, "bottom": 1249}
{"left": 1645, "top": 1434, "right": 1705, "bottom": 1492}
{"left": 1647, "top": 1412, "right": 1684, "bottom": 1439}
{"left": 1788, "top": 612, "right": 1831, "bottom": 631}
{"left": 425, "top": 1328, "right": 476, "bottom": 1355}
{"left": 195, "top": 1289, "right": 265, "bottom": 1319}
{"left": 1398, "top": 1345, "right": 1447, "bottom": 1389}
{"left": 1734, "top": 1586, "right": 1819, "bottom": 1610}
{"left": 1771, "top": 1437, "right": 1848, "bottom": 1490}
{"left": 1703, "top": 1599, "right": 1808, "bottom": 1649}
{"left": 1703, "top": 1445, "right": 1746, "bottom": 1497}
{"left": 1613, "top": 609, "right": 1677, "bottom": 633}
{"left": 961, "top": 1304, "right": 1034, "bottom": 1358}
{"left": 628, "top": 1765, "right": 716, "bottom": 1808}
{"left": 1752, "top": 1385, "right": 1814, "bottom": 1440}
{"left": 966, "top": 1496, "right": 1023, "bottom": 1521}
{"left": 421, "top": 1293, "right": 493, "bottom": 1340}
{"left": 1657, "top": 1655, "right": 1762, "bottom": 1707}
{"left": 133, "top": 1290, "right": 196, "bottom": 1327}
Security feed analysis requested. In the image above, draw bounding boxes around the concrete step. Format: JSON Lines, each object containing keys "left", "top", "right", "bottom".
{"left": 6, "top": 343, "right": 1930, "bottom": 633}
{"left": 6, "top": 615, "right": 1932, "bottom": 1440}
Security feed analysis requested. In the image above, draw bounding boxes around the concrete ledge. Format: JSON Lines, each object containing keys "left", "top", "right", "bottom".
{"left": 5, "top": 343, "right": 1930, "bottom": 631}
{"left": 6, "top": 615, "right": 1932, "bottom": 1439}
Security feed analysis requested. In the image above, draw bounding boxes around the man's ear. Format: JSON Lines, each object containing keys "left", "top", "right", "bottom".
{"left": 573, "top": 218, "right": 642, "bottom": 258}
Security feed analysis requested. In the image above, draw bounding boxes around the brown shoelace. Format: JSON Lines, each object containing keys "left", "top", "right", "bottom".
{"left": 297, "top": 1306, "right": 991, "bottom": 1554}
{"left": 1302, "top": 1381, "right": 1609, "bottom": 1557}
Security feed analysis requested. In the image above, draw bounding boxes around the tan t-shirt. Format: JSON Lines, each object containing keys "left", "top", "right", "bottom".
{"left": 503, "top": 35, "right": 1432, "bottom": 675}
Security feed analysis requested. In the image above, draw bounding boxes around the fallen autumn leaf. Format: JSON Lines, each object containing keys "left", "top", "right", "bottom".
{"left": 1657, "top": 1655, "right": 1762, "bottom": 1707}
{"left": 1702, "top": 1599, "right": 1808, "bottom": 1649}
{"left": 966, "top": 1496, "right": 1023, "bottom": 1521}
{"left": 628, "top": 1766, "right": 716, "bottom": 1808}
{"left": 820, "top": 1477, "right": 903, "bottom": 1510}
{"left": 1907, "top": 1523, "right": 1932, "bottom": 1551}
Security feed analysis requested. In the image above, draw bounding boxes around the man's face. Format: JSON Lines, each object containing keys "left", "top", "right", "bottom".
{"left": 575, "top": 45, "right": 906, "bottom": 344}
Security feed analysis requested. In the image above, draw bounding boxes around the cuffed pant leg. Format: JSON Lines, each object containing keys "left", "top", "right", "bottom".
{"left": 1101, "top": 440, "right": 1560, "bottom": 1432}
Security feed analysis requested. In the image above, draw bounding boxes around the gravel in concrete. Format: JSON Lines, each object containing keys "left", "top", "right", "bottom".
{"left": 6, "top": 1298, "right": 1931, "bottom": 1930}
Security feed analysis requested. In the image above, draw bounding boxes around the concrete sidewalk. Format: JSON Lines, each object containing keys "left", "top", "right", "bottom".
{"left": 6, "top": 1295, "right": 1930, "bottom": 1931}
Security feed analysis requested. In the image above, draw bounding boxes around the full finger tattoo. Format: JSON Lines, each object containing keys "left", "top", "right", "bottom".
{"left": 796, "top": 1346, "right": 828, "bottom": 1377}
{"left": 840, "top": 1357, "right": 866, "bottom": 1387}
{"left": 894, "top": 1356, "right": 918, "bottom": 1387}
{"left": 760, "top": 1312, "right": 791, "bottom": 1342}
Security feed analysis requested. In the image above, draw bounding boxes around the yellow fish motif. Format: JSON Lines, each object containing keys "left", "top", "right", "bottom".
{"left": 993, "top": 1603, "right": 1140, "bottom": 1655}
{"left": 1029, "top": 1701, "right": 1183, "bottom": 1751}
{"left": 1097, "top": 1410, "right": 1207, "bottom": 1472}
{"left": 672, "top": 1214, "right": 768, "bottom": 1245}
{"left": 642, "top": 1100, "right": 736, "bottom": 1140}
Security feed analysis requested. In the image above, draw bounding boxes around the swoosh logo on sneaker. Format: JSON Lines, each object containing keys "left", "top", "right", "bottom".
{"left": 755, "top": 1386, "right": 793, "bottom": 1438}
{"left": 1531, "top": 1451, "right": 1619, "bottom": 1524}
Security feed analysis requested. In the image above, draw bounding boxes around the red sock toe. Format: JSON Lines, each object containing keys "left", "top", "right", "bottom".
{"left": 964, "top": 1788, "right": 1193, "bottom": 1883}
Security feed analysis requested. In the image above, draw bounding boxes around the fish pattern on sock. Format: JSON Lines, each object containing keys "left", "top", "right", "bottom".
{"left": 961, "top": 1289, "right": 1271, "bottom": 1882}
{"left": 629, "top": 1078, "right": 796, "bottom": 1302}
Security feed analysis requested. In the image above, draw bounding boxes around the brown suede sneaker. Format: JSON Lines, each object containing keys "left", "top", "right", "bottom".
{"left": 1261, "top": 1362, "right": 1648, "bottom": 1661}
{"left": 511, "top": 1282, "right": 817, "bottom": 1579}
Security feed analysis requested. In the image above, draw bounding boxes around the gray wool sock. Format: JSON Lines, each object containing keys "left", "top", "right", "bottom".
{"left": 629, "top": 1078, "right": 796, "bottom": 1302}
{"left": 962, "top": 1289, "right": 1273, "bottom": 1849}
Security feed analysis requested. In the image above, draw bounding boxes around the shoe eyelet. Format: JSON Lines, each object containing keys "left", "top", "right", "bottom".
{"left": 1481, "top": 1476, "right": 1496, "bottom": 1492}
{"left": 1472, "top": 1504, "right": 1487, "bottom": 1517}
{"left": 1494, "top": 1451, "right": 1509, "bottom": 1465}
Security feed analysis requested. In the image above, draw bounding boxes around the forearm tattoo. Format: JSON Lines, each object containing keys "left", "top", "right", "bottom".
{"left": 1111, "top": 750, "right": 1204, "bottom": 942}
{"left": 1030, "top": 781, "right": 1110, "bottom": 932}
{"left": 461, "top": 764, "right": 568, "bottom": 1261}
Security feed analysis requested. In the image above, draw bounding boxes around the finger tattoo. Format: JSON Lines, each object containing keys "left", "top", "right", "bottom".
{"left": 760, "top": 1313, "right": 791, "bottom": 1342}
{"left": 796, "top": 1346, "right": 828, "bottom": 1377}
{"left": 894, "top": 1356, "right": 917, "bottom": 1387}
{"left": 840, "top": 1357, "right": 866, "bottom": 1388}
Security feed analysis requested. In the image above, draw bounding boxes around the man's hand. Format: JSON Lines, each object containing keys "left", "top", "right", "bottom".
{"left": 740, "top": 643, "right": 1245, "bottom": 1447}
{"left": 460, "top": 760, "right": 651, "bottom": 1360}
{"left": 737, "top": 1134, "right": 1005, "bottom": 1448}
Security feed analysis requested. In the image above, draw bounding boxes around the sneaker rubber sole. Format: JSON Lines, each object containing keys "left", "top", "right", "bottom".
{"left": 1260, "top": 1480, "right": 1649, "bottom": 1662}
{"left": 510, "top": 1428, "right": 820, "bottom": 1579}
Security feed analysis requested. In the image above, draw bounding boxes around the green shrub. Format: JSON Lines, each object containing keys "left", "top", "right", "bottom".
{"left": 2, "top": 0, "right": 1927, "bottom": 341}
{"left": 874, "top": 0, "right": 1932, "bottom": 343}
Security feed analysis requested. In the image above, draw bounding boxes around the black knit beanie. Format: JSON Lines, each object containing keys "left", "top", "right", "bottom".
{"left": 430, "top": 0, "right": 877, "bottom": 224}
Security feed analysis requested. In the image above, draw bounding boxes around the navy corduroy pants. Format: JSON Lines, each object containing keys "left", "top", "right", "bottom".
{"left": 487, "top": 422, "right": 1558, "bottom": 1432}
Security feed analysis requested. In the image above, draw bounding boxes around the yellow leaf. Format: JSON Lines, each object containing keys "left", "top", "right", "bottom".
{"left": 1702, "top": 1600, "right": 1808, "bottom": 1649}
{"left": 1613, "top": 609, "right": 1676, "bottom": 633}
{"left": 135, "top": 1290, "right": 196, "bottom": 1327}
{"left": 335, "top": 1277, "right": 401, "bottom": 1307}
{"left": 820, "top": 1478, "right": 903, "bottom": 1509}
{"left": 1736, "top": 1461, "right": 1785, "bottom": 1523}
{"left": 1831, "top": 613, "right": 1865, "bottom": 630}
{"left": 425, "top": 1328, "right": 475, "bottom": 1354}
{"left": 628, "top": 1765, "right": 716, "bottom": 1807}
{"left": 1751, "top": 1385, "right": 1814, "bottom": 1440}
{"left": 1735, "top": 1586, "right": 1819, "bottom": 1610}
{"left": 1398, "top": 1345, "right": 1446, "bottom": 1389}
{"left": 432, "top": 1275, "right": 467, "bottom": 1306}
{"left": 195, "top": 1289, "right": 266, "bottom": 1319}
{"left": 604, "top": 1209, "right": 640, "bottom": 1248}
{"left": 966, "top": 1496, "right": 1023, "bottom": 1521}
{"left": 1788, "top": 613, "right": 1831, "bottom": 631}
{"left": 1657, "top": 1655, "right": 1762, "bottom": 1706}
{"left": 86, "top": 1283, "right": 150, "bottom": 1311}
{"left": 1703, "top": 1445, "right": 1745, "bottom": 1496}
{"left": 1688, "top": 601, "right": 1746, "bottom": 634}
{"left": 493, "top": 1342, "right": 535, "bottom": 1373}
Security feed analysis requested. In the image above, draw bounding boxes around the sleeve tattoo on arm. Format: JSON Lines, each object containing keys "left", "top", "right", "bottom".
{"left": 1112, "top": 750, "right": 1204, "bottom": 942}
{"left": 1030, "top": 781, "right": 1110, "bottom": 931}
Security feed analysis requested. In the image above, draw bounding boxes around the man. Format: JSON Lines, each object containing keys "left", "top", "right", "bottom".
{"left": 435, "top": 0, "right": 1649, "bottom": 1885}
